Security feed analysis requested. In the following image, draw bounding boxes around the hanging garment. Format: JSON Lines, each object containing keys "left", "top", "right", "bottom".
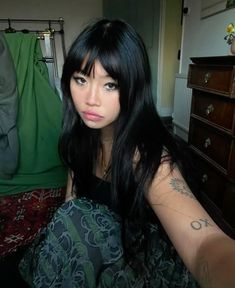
{"left": 0, "top": 32, "right": 19, "bottom": 179}
{"left": 0, "top": 32, "right": 67, "bottom": 195}
{"left": 43, "top": 33, "right": 55, "bottom": 88}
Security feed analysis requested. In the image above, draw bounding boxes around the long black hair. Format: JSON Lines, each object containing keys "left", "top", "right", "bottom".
{"left": 60, "top": 18, "right": 196, "bottom": 222}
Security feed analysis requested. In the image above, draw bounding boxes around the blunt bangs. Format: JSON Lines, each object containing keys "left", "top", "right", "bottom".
{"left": 66, "top": 19, "right": 138, "bottom": 81}
{"left": 62, "top": 18, "right": 151, "bottom": 113}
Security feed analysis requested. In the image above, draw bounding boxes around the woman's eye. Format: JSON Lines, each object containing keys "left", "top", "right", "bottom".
{"left": 105, "top": 82, "right": 118, "bottom": 91}
{"left": 73, "top": 76, "right": 87, "bottom": 86}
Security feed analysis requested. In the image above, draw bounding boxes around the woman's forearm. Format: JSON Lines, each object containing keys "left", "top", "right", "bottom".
{"left": 194, "top": 233, "right": 235, "bottom": 288}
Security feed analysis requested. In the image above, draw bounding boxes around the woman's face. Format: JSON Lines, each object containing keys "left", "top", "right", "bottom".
{"left": 70, "top": 60, "right": 120, "bottom": 131}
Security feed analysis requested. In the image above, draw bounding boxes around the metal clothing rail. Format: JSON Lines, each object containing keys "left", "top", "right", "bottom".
{"left": 0, "top": 17, "right": 66, "bottom": 60}
{"left": 0, "top": 17, "right": 64, "bottom": 31}
{"left": 0, "top": 17, "right": 66, "bottom": 86}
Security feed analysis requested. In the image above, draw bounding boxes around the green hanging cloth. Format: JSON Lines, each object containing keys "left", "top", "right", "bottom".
{"left": 0, "top": 32, "right": 67, "bottom": 195}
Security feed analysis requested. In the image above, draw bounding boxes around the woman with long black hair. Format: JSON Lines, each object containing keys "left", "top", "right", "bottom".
{"left": 20, "top": 18, "right": 235, "bottom": 288}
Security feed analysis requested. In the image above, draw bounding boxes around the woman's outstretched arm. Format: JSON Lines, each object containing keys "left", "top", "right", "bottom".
{"left": 146, "top": 160, "right": 235, "bottom": 288}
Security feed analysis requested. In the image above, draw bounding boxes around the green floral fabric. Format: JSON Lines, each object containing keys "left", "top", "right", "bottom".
{"left": 19, "top": 198, "right": 199, "bottom": 287}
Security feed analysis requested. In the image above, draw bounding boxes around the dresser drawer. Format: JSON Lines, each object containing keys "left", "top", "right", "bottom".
{"left": 191, "top": 91, "right": 235, "bottom": 133}
{"left": 188, "top": 64, "right": 235, "bottom": 97}
{"left": 194, "top": 155, "right": 225, "bottom": 208}
{"left": 189, "top": 119, "right": 231, "bottom": 170}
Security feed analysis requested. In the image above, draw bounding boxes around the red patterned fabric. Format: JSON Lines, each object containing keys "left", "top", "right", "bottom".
{"left": 0, "top": 187, "right": 66, "bottom": 257}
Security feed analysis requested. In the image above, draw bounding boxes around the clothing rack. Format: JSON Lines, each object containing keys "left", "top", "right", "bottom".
{"left": 0, "top": 18, "right": 66, "bottom": 59}
{"left": 0, "top": 18, "right": 66, "bottom": 85}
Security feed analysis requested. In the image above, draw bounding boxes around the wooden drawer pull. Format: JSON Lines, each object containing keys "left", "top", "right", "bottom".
{"left": 204, "top": 72, "right": 211, "bottom": 84}
{"left": 205, "top": 104, "right": 214, "bottom": 115}
{"left": 201, "top": 174, "right": 208, "bottom": 183}
{"left": 204, "top": 137, "right": 211, "bottom": 148}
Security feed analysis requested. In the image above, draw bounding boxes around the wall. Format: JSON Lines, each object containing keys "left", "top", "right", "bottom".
{"left": 0, "top": 0, "right": 102, "bottom": 78}
{"left": 0, "top": 0, "right": 102, "bottom": 62}
{"left": 181, "top": 0, "right": 235, "bottom": 74}
{"left": 158, "top": 0, "right": 182, "bottom": 116}
{"left": 173, "top": 0, "right": 235, "bottom": 141}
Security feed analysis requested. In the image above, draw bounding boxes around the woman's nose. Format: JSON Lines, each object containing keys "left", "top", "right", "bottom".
{"left": 86, "top": 86, "right": 100, "bottom": 106}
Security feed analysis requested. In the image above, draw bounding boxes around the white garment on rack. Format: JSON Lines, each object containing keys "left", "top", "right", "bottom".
{"left": 54, "top": 77, "right": 62, "bottom": 100}
{"left": 44, "top": 33, "right": 55, "bottom": 88}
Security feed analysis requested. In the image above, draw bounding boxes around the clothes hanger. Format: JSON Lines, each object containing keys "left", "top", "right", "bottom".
{"left": 5, "top": 18, "right": 16, "bottom": 33}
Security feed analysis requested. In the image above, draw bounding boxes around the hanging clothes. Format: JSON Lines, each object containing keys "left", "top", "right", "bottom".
{"left": 0, "top": 32, "right": 67, "bottom": 195}
{"left": 0, "top": 32, "right": 19, "bottom": 179}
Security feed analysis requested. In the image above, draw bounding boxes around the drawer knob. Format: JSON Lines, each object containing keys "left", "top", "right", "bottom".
{"left": 204, "top": 72, "right": 211, "bottom": 84}
{"left": 205, "top": 104, "right": 214, "bottom": 115}
{"left": 204, "top": 137, "right": 211, "bottom": 148}
{"left": 201, "top": 174, "right": 208, "bottom": 183}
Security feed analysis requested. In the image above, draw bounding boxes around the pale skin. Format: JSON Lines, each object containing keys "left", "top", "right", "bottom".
{"left": 66, "top": 60, "right": 235, "bottom": 288}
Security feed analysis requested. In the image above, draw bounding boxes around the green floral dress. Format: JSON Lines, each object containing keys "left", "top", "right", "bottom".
{"left": 19, "top": 198, "right": 199, "bottom": 287}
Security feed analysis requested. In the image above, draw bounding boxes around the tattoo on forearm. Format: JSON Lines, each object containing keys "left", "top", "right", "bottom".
{"left": 190, "top": 218, "right": 213, "bottom": 230}
{"left": 170, "top": 178, "right": 195, "bottom": 199}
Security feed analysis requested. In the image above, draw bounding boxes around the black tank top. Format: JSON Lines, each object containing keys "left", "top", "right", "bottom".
{"left": 87, "top": 176, "right": 118, "bottom": 212}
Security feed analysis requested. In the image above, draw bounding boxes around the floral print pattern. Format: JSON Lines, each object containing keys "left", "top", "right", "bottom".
{"left": 19, "top": 198, "right": 199, "bottom": 288}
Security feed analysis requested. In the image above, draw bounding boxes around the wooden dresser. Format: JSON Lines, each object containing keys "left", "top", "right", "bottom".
{"left": 187, "top": 56, "right": 235, "bottom": 237}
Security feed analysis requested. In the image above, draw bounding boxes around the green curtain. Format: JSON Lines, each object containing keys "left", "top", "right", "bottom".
{"left": 0, "top": 32, "right": 67, "bottom": 195}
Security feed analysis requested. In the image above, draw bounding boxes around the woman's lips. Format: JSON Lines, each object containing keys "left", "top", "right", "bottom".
{"left": 82, "top": 111, "right": 104, "bottom": 121}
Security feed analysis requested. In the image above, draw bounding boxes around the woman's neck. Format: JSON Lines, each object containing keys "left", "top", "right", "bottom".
{"left": 100, "top": 124, "right": 114, "bottom": 144}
